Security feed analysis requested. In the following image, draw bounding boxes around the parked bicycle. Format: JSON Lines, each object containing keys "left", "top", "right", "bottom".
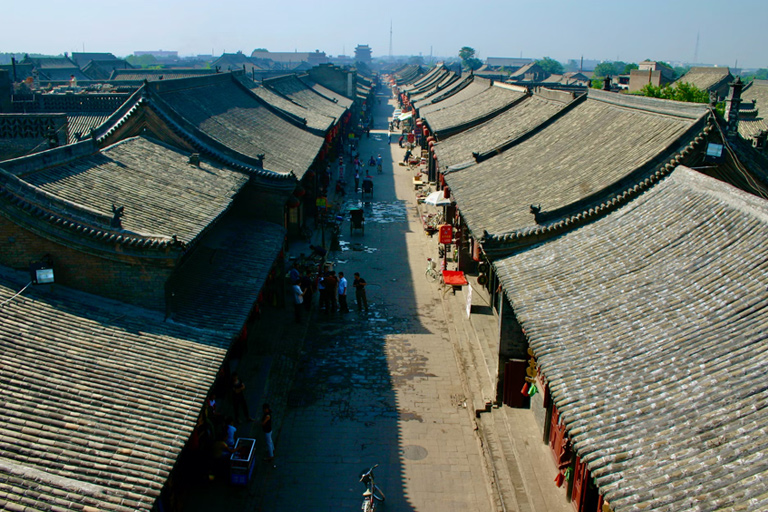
{"left": 425, "top": 257, "right": 439, "bottom": 282}
{"left": 359, "top": 464, "right": 385, "bottom": 511}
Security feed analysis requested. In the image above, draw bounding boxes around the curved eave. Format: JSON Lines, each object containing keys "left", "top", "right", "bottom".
{"left": 0, "top": 173, "right": 185, "bottom": 258}
{"left": 477, "top": 122, "right": 714, "bottom": 258}
{"left": 93, "top": 86, "right": 297, "bottom": 185}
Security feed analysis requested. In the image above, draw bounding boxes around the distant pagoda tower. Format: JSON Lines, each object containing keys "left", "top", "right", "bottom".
{"left": 354, "top": 45, "right": 372, "bottom": 65}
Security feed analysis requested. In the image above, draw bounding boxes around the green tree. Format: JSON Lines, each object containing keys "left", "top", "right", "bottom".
{"left": 743, "top": 68, "right": 768, "bottom": 82}
{"left": 594, "top": 61, "right": 638, "bottom": 78}
{"left": 459, "top": 46, "right": 476, "bottom": 62}
{"left": 623, "top": 63, "right": 639, "bottom": 74}
{"left": 636, "top": 82, "right": 709, "bottom": 103}
{"left": 593, "top": 62, "right": 616, "bottom": 78}
{"left": 253, "top": 48, "right": 268, "bottom": 53}
{"left": 458, "top": 46, "right": 483, "bottom": 70}
{"left": 673, "top": 66, "right": 690, "bottom": 80}
{"left": 125, "top": 54, "right": 158, "bottom": 68}
{"left": 536, "top": 57, "right": 564, "bottom": 75}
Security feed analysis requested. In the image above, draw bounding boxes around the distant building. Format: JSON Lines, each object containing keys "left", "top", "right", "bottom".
{"left": 485, "top": 57, "right": 533, "bottom": 71}
{"left": 70, "top": 52, "right": 120, "bottom": 68}
{"left": 250, "top": 50, "right": 328, "bottom": 69}
{"left": 134, "top": 50, "right": 179, "bottom": 60}
{"left": 355, "top": 45, "right": 372, "bottom": 65}
{"left": 507, "top": 62, "right": 549, "bottom": 83}
{"left": 628, "top": 60, "right": 675, "bottom": 93}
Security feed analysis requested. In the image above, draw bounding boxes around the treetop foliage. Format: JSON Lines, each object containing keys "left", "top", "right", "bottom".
{"left": 636, "top": 81, "right": 710, "bottom": 103}
{"left": 536, "top": 57, "right": 564, "bottom": 75}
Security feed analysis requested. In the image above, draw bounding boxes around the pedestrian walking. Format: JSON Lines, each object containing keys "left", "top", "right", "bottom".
{"left": 338, "top": 272, "right": 349, "bottom": 313}
{"left": 354, "top": 169, "right": 360, "bottom": 192}
{"left": 293, "top": 280, "right": 305, "bottom": 323}
{"left": 353, "top": 272, "right": 368, "bottom": 311}
{"left": 262, "top": 403, "right": 275, "bottom": 464}
{"left": 231, "top": 373, "right": 254, "bottom": 423}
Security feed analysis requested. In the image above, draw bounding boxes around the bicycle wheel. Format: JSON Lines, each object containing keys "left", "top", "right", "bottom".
{"left": 373, "top": 485, "right": 386, "bottom": 502}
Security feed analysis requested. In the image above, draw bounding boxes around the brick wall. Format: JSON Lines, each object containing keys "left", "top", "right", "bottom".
{"left": 307, "top": 64, "right": 356, "bottom": 99}
{"left": 0, "top": 215, "right": 176, "bottom": 310}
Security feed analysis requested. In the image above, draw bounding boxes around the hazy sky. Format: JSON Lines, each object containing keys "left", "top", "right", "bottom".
{"left": 3, "top": 0, "right": 766, "bottom": 68}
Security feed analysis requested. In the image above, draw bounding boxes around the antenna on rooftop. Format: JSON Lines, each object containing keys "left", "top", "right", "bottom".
{"left": 694, "top": 31, "right": 700, "bottom": 64}
{"left": 389, "top": 20, "right": 393, "bottom": 58}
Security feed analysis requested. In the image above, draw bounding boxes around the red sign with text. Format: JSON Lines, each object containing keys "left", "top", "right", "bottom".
{"left": 439, "top": 224, "right": 453, "bottom": 245}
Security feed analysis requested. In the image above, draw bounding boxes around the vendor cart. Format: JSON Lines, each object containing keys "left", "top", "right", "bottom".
{"left": 230, "top": 438, "right": 256, "bottom": 485}
{"left": 362, "top": 178, "right": 373, "bottom": 199}
{"left": 350, "top": 208, "right": 364, "bottom": 235}
{"left": 442, "top": 270, "right": 468, "bottom": 296}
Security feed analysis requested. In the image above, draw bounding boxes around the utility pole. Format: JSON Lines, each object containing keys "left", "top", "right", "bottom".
{"left": 694, "top": 31, "right": 700, "bottom": 64}
{"left": 389, "top": 20, "right": 393, "bottom": 59}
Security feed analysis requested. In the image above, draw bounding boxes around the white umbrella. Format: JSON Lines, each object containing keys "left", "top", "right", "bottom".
{"left": 424, "top": 191, "right": 452, "bottom": 207}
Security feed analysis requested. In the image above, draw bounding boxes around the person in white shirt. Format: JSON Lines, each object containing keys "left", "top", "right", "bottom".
{"left": 338, "top": 272, "right": 349, "bottom": 313}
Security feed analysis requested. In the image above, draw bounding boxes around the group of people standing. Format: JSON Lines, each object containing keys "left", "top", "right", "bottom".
{"left": 291, "top": 266, "right": 369, "bottom": 321}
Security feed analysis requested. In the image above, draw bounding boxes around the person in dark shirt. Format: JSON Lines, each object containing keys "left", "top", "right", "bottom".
{"left": 262, "top": 403, "right": 274, "bottom": 463}
{"left": 353, "top": 272, "right": 368, "bottom": 311}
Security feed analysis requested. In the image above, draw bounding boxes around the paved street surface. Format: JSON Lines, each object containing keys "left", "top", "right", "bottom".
{"left": 183, "top": 91, "right": 495, "bottom": 511}
{"left": 253, "top": 93, "right": 493, "bottom": 511}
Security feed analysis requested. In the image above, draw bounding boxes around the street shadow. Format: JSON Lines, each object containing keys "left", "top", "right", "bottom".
{"left": 185, "top": 87, "right": 477, "bottom": 512}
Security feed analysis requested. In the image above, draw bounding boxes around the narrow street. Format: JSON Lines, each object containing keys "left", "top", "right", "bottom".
{"left": 252, "top": 91, "right": 493, "bottom": 511}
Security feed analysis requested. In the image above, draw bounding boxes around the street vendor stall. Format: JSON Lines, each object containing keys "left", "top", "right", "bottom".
{"left": 230, "top": 438, "right": 256, "bottom": 485}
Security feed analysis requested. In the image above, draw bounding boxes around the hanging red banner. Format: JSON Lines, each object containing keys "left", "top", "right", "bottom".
{"left": 439, "top": 224, "right": 453, "bottom": 245}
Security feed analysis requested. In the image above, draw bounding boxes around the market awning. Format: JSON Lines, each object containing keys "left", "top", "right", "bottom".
{"left": 399, "top": 112, "right": 413, "bottom": 121}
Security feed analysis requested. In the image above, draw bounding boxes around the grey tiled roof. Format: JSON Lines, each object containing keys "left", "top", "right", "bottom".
{"left": 66, "top": 113, "right": 113, "bottom": 142}
{"left": 299, "top": 78, "right": 354, "bottom": 109}
{"left": 263, "top": 74, "right": 347, "bottom": 123}
{"left": 169, "top": 216, "right": 284, "bottom": 331}
{"left": 409, "top": 72, "right": 459, "bottom": 103}
{"left": 412, "top": 73, "right": 466, "bottom": 108}
{"left": 445, "top": 89, "right": 708, "bottom": 237}
{"left": 153, "top": 73, "right": 325, "bottom": 177}
{"left": 401, "top": 65, "right": 446, "bottom": 92}
{"left": 421, "top": 84, "right": 527, "bottom": 137}
{"left": 0, "top": 265, "right": 228, "bottom": 512}
{"left": 418, "top": 77, "right": 492, "bottom": 116}
{"left": 20, "top": 136, "right": 248, "bottom": 244}
{"left": 109, "top": 69, "right": 218, "bottom": 81}
{"left": 393, "top": 64, "right": 423, "bottom": 84}
{"left": 739, "top": 79, "right": 768, "bottom": 139}
{"left": 675, "top": 67, "right": 733, "bottom": 92}
{"left": 248, "top": 84, "right": 334, "bottom": 132}
{"left": 433, "top": 89, "right": 577, "bottom": 169}
{"left": 493, "top": 166, "right": 768, "bottom": 511}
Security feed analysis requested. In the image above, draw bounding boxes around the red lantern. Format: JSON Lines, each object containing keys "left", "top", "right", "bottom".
{"left": 287, "top": 196, "right": 300, "bottom": 208}
{"left": 294, "top": 186, "right": 306, "bottom": 198}
{"left": 305, "top": 169, "right": 315, "bottom": 179}
{"left": 427, "top": 136, "right": 435, "bottom": 144}
{"left": 443, "top": 186, "right": 451, "bottom": 199}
